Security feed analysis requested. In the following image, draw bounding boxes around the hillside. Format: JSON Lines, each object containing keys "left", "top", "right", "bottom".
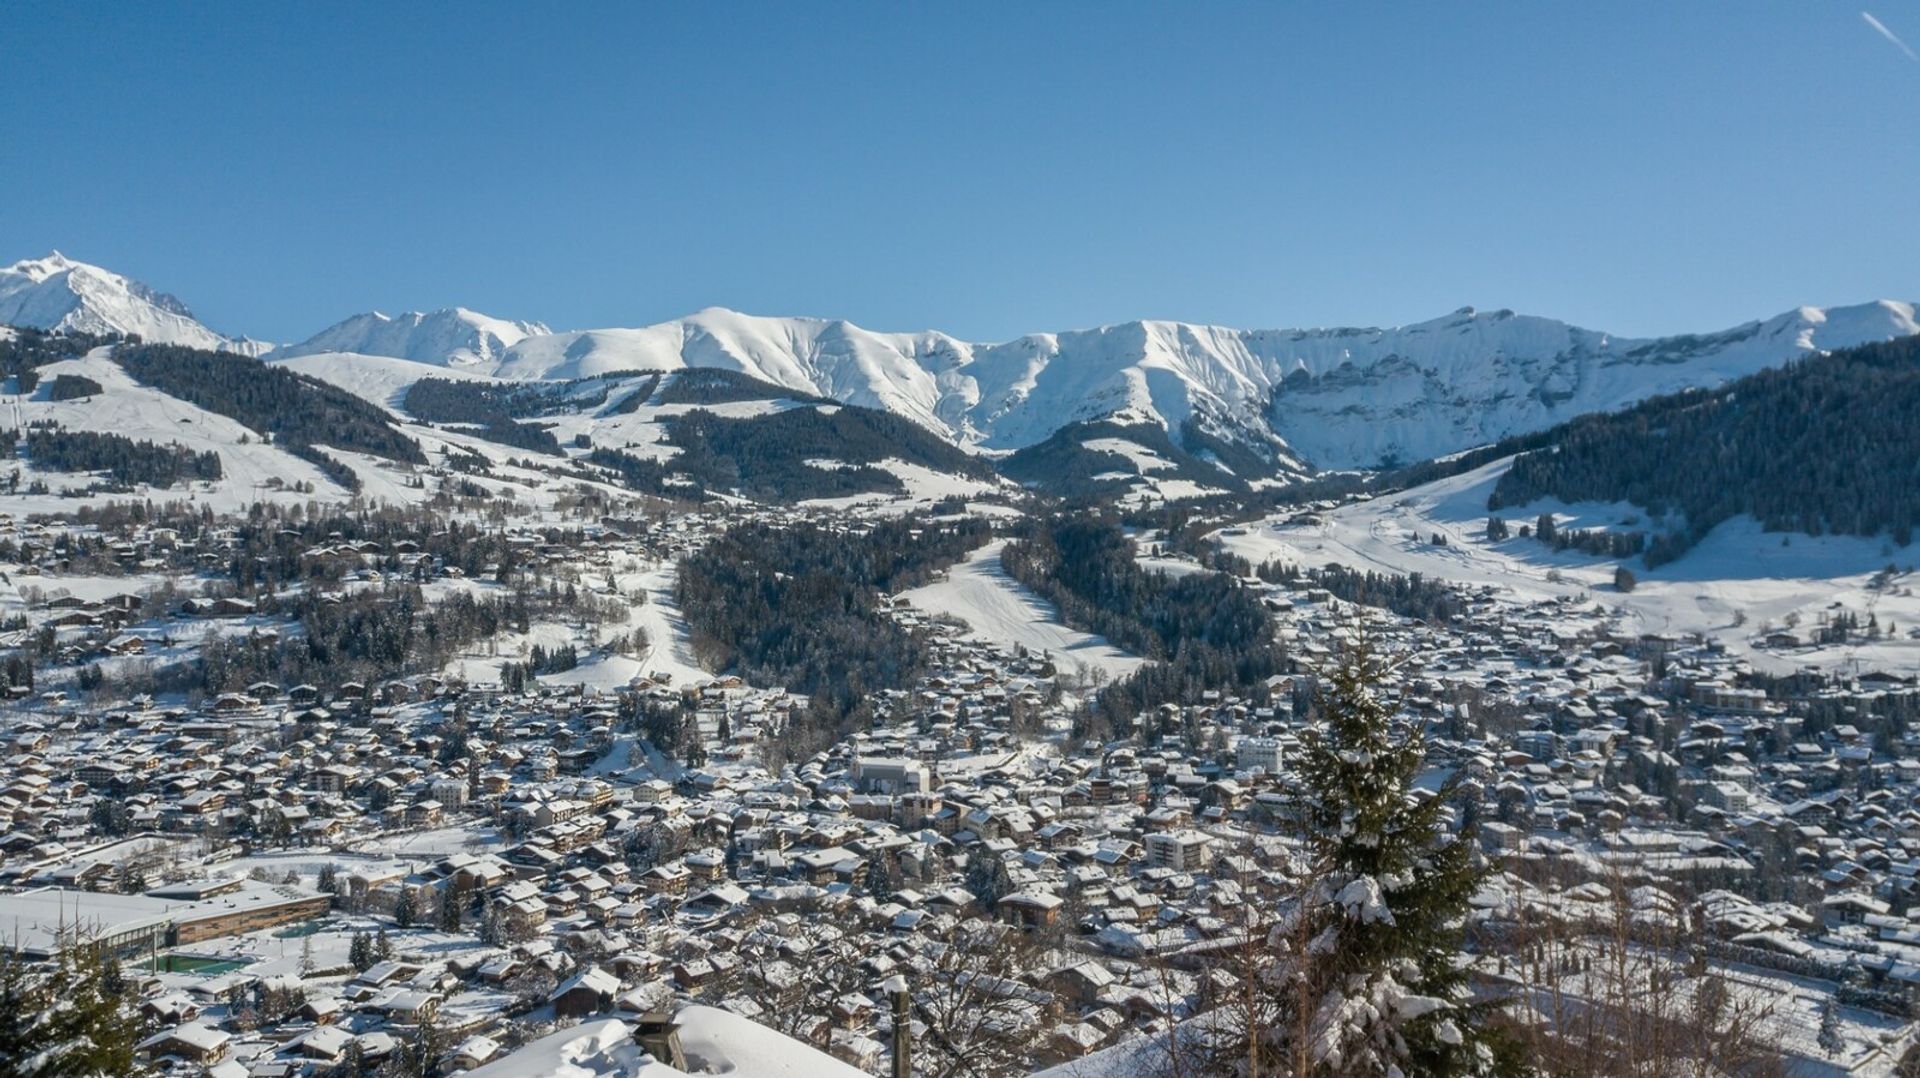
{"left": 1490, "top": 334, "right": 1920, "bottom": 562}
{"left": 397, "top": 367, "right": 1003, "bottom": 505}
{"left": 0, "top": 346, "right": 360, "bottom": 511}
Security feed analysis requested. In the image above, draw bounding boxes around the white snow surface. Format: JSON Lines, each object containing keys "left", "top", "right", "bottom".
{"left": 898, "top": 540, "right": 1144, "bottom": 682}
{"left": 268, "top": 307, "right": 548, "bottom": 367}
{"left": 0, "top": 252, "right": 265, "bottom": 355}
{"left": 10, "top": 250, "right": 1918, "bottom": 473}
{"left": 463, "top": 1008, "right": 866, "bottom": 1078}
{"left": 270, "top": 349, "right": 499, "bottom": 409}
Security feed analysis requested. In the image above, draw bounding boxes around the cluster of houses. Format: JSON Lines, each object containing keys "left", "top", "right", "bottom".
{"left": 4, "top": 503, "right": 1920, "bottom": 1074}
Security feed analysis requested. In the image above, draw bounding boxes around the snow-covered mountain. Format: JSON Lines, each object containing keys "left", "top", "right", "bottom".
{"left": 0, "top": 252, "right": 268, "bottom": 356}
{"left": 1256, "top": 301, "right": 1920, "bottom": 468}
{"left": 281, "top": 299, "right": 1920, "bottom": 472}
{"left": 269, "top": 307, "right": 550, "bottom": 368}
{"left": 10, "top": 251, "right": 1918, "bottom": 479}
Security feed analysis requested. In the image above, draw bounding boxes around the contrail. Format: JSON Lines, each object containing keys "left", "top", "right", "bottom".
{"left": 1863, "top": 11, "right": 1920, "bottom": 62}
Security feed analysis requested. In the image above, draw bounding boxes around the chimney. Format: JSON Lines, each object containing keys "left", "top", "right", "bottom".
{"left": 883, "top": 974, "right": 911, "bottom": 1078}
{"left": 631, "top": 1011, "right": 687, "bottom": 1071}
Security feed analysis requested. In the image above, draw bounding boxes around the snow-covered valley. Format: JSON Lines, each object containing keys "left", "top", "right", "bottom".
{"left": 1215, "top": 458, "right": 1920, "bottom": 675}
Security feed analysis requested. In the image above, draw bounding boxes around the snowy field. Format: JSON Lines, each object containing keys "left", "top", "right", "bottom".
{"left": 796, "top": 457, "right": 1007, "bottom": 515}
{"left": 1215, "top": 458, "right": 1920, "bottom": 675}
{"left": 435, "top": 557, "right": 707, "bottom": 691}
{"left": 898, "top": 539, "right": 1143, "bottom": 683}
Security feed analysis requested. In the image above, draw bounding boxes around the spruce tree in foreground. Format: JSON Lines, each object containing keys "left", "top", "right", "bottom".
{"left": 1232, "top": 646, "right": 1513, "bottom": 1076}
{"left": 0, "top": 944, "right": 139, "bottom": 1076}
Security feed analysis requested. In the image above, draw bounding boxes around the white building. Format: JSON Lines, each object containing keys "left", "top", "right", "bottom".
{"left": 1145, "top": 829, "right": 1213, "bottom": 872}
{"left": 851, "top": 757, "right": 933, "bottom": 795}
{"left": 1236, "top": 736, "right": 1284, "bottom": 774}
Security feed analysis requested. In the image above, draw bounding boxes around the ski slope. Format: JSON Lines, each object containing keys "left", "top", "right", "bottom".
{"left": 616, "top": 562, "right": 709, "bottom": 688}
{"left": 899, "top": 540, "right": 1144, "bottom": 683}
{"left": 0, "top": 348, "right": 349, "bottom": 513}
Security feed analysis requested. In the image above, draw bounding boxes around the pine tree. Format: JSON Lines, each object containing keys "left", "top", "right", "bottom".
{"left": 1817, "top": 995, "right": 1843, "bottom": 1058}
{"left": 377, "top": 928, "right": 394, "bottom": 960}
{"left": 867, "top": 849, "right": 902, "bottom": 902}
{"left": 394, "top": 887, "right": 418, "bottom": 929}
{"left": 963, "top": 850, "right": 1011, "bottom": 909}
{"left": 349, "top": 931, "right": 375, "bottom": 972}
{"left": 438, "top": 884, "right": 462, "bottom": 932}
{"left": 1245, "top": 645, "right": 1508, "bottom": 1075}
{"left": 0, "top": 945, "right": 139, "bottom": 1076}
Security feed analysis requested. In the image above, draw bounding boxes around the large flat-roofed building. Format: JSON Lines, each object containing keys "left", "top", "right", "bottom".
{"left": 0, "top": 888, "right": 173, "bottom": 959}
{"left": 150, "top": 878, "right": 333, "bottom": 944}
{"left": 0, "top": 878, "right": 330, "bottom": 958}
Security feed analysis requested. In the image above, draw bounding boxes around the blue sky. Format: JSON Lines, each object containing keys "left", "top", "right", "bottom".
{"left": 3, "top": 2, "right": 1917, "bottom": 343}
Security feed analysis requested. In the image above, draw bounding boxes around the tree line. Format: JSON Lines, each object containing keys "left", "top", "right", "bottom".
{"left": 113, "top": 343, "right": 426, "bottom": 488}
{"left": 1001, "top": 514, "right": 1290, "bottom": 725}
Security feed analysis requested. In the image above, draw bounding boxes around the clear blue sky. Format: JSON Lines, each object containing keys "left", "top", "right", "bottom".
{"left": 3, "top": 2, "right": 1917, "bottom": 343}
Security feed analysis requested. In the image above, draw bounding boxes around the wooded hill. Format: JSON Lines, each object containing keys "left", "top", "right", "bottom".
{"left": 1490, "top": 334, "right": 1920, "bottom": 563}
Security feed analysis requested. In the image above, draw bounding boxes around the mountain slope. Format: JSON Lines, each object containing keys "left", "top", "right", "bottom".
{"left": 0, "top": 346, "right": 357, "bottom": 511}
{"left": 279, "top": 300, "right": 1920, "bottom": 473}
{"left": 13, "top": 251, "right": 1917, "bottom": 485}
{"left": 0, "top": 252, "right": 267, "bottom": 355}
{"left": 1263, "top": 301, "right": 1920, "bottom": 468}
{"left": 392, "top": 366, "right": 1004, "bottom": 504}
{"left": 1489, "top": 333, "right": 1920, "bottom": 562}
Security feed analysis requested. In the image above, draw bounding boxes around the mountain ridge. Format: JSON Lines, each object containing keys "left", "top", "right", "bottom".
{"left": 6, "top": 252, "right": 1917, "bottom": 478}
{"left": 0, "top": 252, "right": 269, "bottom": 356}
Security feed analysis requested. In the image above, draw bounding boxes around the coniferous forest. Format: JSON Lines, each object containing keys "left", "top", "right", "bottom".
{"left": 1000, "top": 515, "right": 1287, "bottom": 724}
{"left": 676, "top": 516, "right": 991, "bottom": 743}
{"left": 1492, "top": 334, "right": 1920, "bottom": 562}
{"left": 7, "top": 426, "right": 221, "bottom": 488}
